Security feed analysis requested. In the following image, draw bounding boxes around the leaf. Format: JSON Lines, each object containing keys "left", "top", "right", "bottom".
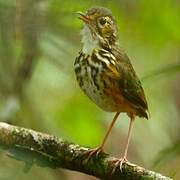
{"left": 153, "top": 141, "right": 180, "bottom": 167}
{"left": 141, "top": 63, "right": 180, "bottom": 82}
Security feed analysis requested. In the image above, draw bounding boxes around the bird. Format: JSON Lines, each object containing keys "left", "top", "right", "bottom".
{"left": 74, "top": 7, "right": 148, "bottom": 170}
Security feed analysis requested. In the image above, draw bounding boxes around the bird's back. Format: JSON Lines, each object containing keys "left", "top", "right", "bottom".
{"left": 111, "top": 47, "right": 148, "bottom": 118}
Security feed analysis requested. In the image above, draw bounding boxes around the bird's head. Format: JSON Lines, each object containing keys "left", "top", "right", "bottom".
{"left": 77, "top": 7, "right": 118, "bottom": 52}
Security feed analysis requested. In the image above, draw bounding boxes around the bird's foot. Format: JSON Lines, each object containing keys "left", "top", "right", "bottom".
{"left": 111, "top": 156, "right": 128, "bottom": 174}
{"left": 82, "top": 146, "right": 104, "bottom": 162}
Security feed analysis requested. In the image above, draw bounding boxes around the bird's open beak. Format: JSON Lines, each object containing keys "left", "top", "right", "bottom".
{"left": 76, "top": 11, "right": 91, "bottom": 23}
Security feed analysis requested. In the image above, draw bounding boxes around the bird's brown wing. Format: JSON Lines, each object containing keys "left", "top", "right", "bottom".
{"left": 112, "top": 48, "right": 148, "bottom": 118}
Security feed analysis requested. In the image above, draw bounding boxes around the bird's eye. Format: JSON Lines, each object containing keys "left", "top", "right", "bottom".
{"left": 99, "top": 17, "right": 107, "bottom": 26}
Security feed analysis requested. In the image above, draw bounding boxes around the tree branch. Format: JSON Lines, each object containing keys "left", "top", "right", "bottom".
{"left": 0, "top": 122, "right": 172, "bottom": 180}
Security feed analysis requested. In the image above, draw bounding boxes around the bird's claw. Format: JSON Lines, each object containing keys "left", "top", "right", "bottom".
{"left": 111, "top": 156, "right": 128, "bottom": 174}
{"left": 82, "top": 147, "right": 103, "bottom": 162}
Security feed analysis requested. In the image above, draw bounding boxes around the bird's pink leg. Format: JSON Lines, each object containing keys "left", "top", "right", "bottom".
{"left": 112, "top": 115, "right": 135, "bottom": 172}
{"left": 84, "top": 112, "right": 120, "bottom": 160}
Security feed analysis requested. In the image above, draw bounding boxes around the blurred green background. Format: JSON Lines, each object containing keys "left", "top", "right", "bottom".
{"left": 0, "top": 0, "right": 180, "bottom": 179}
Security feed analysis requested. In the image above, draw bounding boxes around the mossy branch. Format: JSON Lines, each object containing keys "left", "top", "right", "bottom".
{"left": 0, "top": 122, "right": 172, "bottom": 180}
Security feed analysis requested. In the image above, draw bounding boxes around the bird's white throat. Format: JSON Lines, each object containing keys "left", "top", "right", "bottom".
{"left": 80, "top": 25, "right": 99, "bottom": 54}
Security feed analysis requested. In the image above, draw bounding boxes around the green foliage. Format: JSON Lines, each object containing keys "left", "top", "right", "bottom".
{"left": 54, "top": 93, "right": 104, "bottom": 145}
{"left": 0, "top": 0, "right": 179, "bottom": 179}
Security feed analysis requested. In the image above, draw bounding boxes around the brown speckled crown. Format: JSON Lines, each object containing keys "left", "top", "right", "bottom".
{"left": 86, "top": 7, "right": 116, "bottom": 24}
{"left": 84, "top": 7, "right": 118, "bottom": 46}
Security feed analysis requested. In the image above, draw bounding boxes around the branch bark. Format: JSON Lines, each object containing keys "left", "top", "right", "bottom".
{"left": 0, "top": 122, "right": 172, "bottom": 180}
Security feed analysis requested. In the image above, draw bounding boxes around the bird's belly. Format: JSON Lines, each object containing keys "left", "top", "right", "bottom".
{"left": 82, "top": 79, "right": 118, "bottom": 112}
{"left": 83, "top": 81, "right": 114, "bottom": 111}
{"left": 75, "top": 65, "right": 120, "bottom": 112}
